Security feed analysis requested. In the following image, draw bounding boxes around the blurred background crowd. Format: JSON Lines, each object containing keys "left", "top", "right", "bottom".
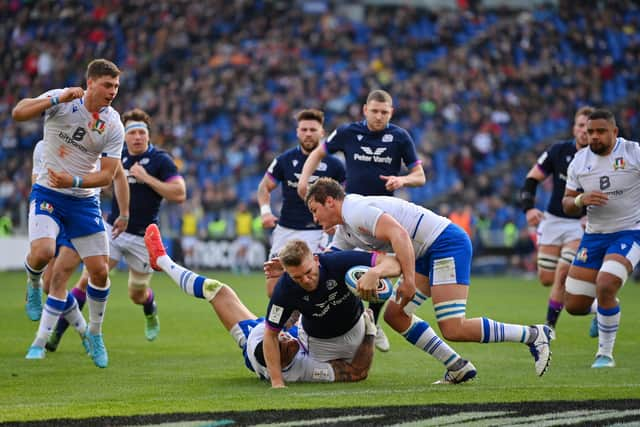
{"left": 1, "top": 0, "right": 639, "bottom": 273}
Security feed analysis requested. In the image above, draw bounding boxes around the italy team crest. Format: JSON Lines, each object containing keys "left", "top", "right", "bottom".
{"left": 577, "top": 247, "right": 588, "bottom": 262}
{"left": 39, "top": 201, "right": 54, "bottom": 214}
{"left": 613, "top": 157, "right": 625, "bottom": 170}
{"left": 89, "top": 113, "right": 106, "bottom": 134}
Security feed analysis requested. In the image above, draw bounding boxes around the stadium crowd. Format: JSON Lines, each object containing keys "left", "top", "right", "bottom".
{"left": 1, "top": 0, "right": 640, "bottom": 269}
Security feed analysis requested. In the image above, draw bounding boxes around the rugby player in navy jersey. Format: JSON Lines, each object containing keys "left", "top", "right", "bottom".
{"left": 257, "top": 109, "right": 345, "bottom": 296}
{"left": 144, "top": 225, "right": 377, "bottom": 385}
{"left": 520, "top": 106, "right": 595, "bottom": 332}
{"left": 297, "top": 89, "right": 426, "bottom": 352}
{"left": 262, "top": 239, "right": 402, "bottom": 388}
{"left": 47, "top": 108, "right": 186, "bottom": 350}
{"left": 304, "top": 177, "right": 554, "bottom": 382}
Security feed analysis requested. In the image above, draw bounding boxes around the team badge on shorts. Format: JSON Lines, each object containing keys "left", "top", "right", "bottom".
{"left": 39, "top": 201, "right": 54, "bottom": 214}
{"left": 577, "top": 248, "right": 588, "bottom": 262}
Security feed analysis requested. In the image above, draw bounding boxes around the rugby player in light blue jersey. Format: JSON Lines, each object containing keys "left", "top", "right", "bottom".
{"left": 520, "top": 106, "right": 596, "bottom": 332}
{"left": 257, "top": 108, "right": 345, "bottom": 296}
{"left": 144, "top": 224, "right": 376, "bottom": 385}
{"left": 306, "top": 177, "right": 554, "bottom": 383}
{"left": 562, "top": 109, "right": 640, "bottom": 369}
{"left": 14, "top": 59, "right": 126, "bottom": 368}
{"left": 297, "top": 90, "right": 426, "bottom": 353}
{"left": 48, "top": 108, "right": 186, "bottom": 350}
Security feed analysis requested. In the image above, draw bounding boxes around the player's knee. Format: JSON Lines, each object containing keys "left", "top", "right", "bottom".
{"left": 537, "top": 269, "right": 554, "bottom": 287}
{"left": 537, "top": 254, "right": 558, "bottom": 286}
{"left": 598, "top": 260, "right": 629, "bottom": 286}
{"left": 128, "top": 270, "right": 152, "bottom": 303}
{"left": 30, "top": 245, "right": 56, "bottom": 267}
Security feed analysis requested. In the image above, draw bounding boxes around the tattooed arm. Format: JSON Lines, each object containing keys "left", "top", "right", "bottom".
{"left": 328, "top": 335, "right": 375, "bottom": 382}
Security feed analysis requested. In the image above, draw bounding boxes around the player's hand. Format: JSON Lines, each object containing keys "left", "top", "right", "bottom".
{"left": 394, "top": 277, "right": 416, "bottom": 308}
{"left": 357, "top": 270, "right": 380, "bottom": 301}
{"left": 380, "top": 175, "right": 403, "bottom": 191}
{"left": 271, "top": 382, "right": 287, "bottom": 389}
{"left": 264, "top": 258, "right": 284, "bottom": 279}
{"left": 261, "top": 213, "right": 278, "bottom": 229}
{"left": 129, "top": 162, "right": 150, "bottom": 184}
{"left": 525, "top": 208, "right": 544, "bottom": 227}
{"left": 47, "top": 168, "right": 73, "bottom": 188}
{"left": 112, "top": 215, "right": 128, "bottom": 238}
{"left": 582, "top": 191, "right": 608, "bottom": 206}
{"left": 58, "top": 87, "right": 85, "bottom": 103}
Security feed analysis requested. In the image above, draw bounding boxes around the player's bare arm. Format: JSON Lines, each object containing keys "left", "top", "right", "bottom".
{"left": 257, "top": 174, "right": 278, "bottom": 228}
{"left": 297, "top": 145, "right": 326, "bottom": 200}
{"left": 357, "top": 253, "right": 401, "bottom": 301}
{"left": 263, "top": 327, "right": 286, "bottom": 388}
{"left": 128, "top": 163, "right": 186, "bottom": 203}
{"left": 329, "top": 335, "right": 375, "bottom": 382}
{"left": 380, "top": 164, "right": 426, "bottom": 191}
{"left": 522, "top": 164, "right": 547, "bottom": 226}
{"left": 374, "top": 214, "right": 416, "bottom": 306}
{"left": 111, "top": 163, "right": 130, "bottom": 238}
{"left": 562, "top": 188, "right": 608, "bottom": 216}
{"left": 12, "top": 87, "right": 84, "bottom": 121}
{"left": 48, "top": 156, "right": 121, "bottom": 189}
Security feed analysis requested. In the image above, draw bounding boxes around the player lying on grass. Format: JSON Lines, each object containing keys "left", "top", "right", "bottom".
{"left": 144, "top": 224, "right": 376, "bottom": 383}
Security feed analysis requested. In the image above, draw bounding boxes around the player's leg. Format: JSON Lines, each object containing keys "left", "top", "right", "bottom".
{"left": 25, "top": 199, "right": 59, "bottom": 320}
{"left": 383, "top": 272, "right": 475, "bottom": 384}
{"left": 591, "top": 235, "right": 640, "bottom": 368}
{"left": 537, "top": 244, "right": 562, "bottom": 326}
{"left": 25, "top": 246, "right": 83, "bottom": 359}
{"left": 429, "top": 224, "right": 552, "bottom": 376}
{"left": 144, "top": 223, "right": 257, "bottom": 346}
{"left": 46, "top": 235, "right": 91, "bottom": 351}
{"left": 73, "top": 231, "right": 110, "bottom": 368}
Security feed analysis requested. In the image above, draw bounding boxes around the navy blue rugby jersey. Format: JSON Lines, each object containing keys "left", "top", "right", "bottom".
{"left": 265, "top": 251, "right": 374, "bottom": 339}
{"left": 324, "top": 121, "right": 421, "bottom": 196}
{"left": 266, "top": 145, "right": 345, "bottom": 229}
{"left": 535, "top": 139, "right": 583, "bottom": 218}
{"left": 108, "top": 144, "right": 181, "bottom": 236}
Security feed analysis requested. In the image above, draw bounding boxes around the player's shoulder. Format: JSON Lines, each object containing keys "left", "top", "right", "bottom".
{"left": 387, "top": 122, "right": 412, "bottom": 138}
{"left": 547, "top": 139, "right": 575, "bottom": 154}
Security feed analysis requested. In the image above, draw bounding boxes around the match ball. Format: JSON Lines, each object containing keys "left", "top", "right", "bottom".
{"left": 344, "top": 265, "right": 394, "bottom": 303}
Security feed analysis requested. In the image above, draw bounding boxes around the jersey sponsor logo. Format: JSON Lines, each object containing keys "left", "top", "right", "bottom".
{"left": 382, "top": 134, "right": 393, "bottom": 142}
{"left": 565, "top": 155, "right": 573, "bottom": 163}
{"left": 326, "top": 279, "right": 338, "bottom": 290}
{"left": 290, "top": 173, "right": 320, "bottom": 188}
{"left": 357, "top": 134, "right": 363, "bottom": 141}
{"left": 268, "top": 304, "right": 285, "bottom": 323}
{"left": 353, "top": 147, "right": 392, "bottom": 164}
{"left": 317, "top": 162, "right": 327, "bottom": 172}
{"left": 614, "top": 157, "right": 625, "bottom": 170}
{"left": 140, "top": 157, "right": 150, "bottom": 165}
{"left": 72, "top": 105, "right": 78, "bottom": 113}
{"left": 292, "top": 159, "right": 299, "bottom": 167}
{"left": 58, "top": 129, "right": 89, "bottom": 153}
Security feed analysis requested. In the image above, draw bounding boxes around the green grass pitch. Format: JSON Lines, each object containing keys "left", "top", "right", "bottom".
{"left": 1, "top": 270, "right": 639, "bottom": 423}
